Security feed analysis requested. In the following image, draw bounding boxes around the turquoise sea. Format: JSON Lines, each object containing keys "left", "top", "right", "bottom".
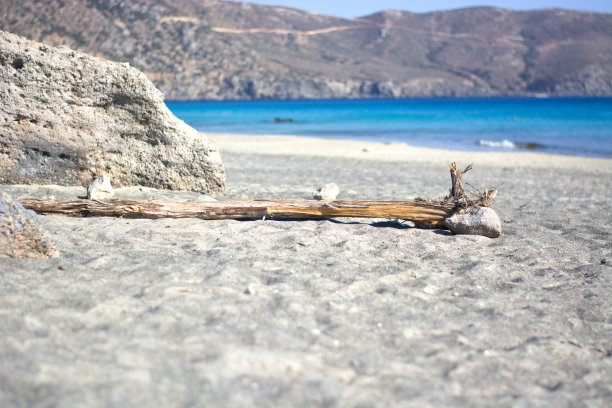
{"left": 167, "top": 98, "right": 612, "bottom": 158}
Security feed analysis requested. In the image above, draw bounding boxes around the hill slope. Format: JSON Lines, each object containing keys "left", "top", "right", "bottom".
{"left": 1, "top": 0, "right": 611, "bottom": 99}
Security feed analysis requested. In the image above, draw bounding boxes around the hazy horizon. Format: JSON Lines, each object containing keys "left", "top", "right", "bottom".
{"left": 225, "top": 0, "right": 612, "bottom": 18}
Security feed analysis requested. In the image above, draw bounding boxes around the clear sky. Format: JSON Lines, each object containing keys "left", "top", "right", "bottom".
{"left": 227, "top": 1, "right": 612, "bottom": 18}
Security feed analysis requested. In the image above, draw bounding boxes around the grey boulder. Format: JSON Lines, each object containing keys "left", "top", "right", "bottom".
{"left": 0, "top": 30, "right": 225, "bottom": 194}
{"left": 0, "top": 186, "right": 58, "bottom": 258}
{"left": 444, "top": 206, "right": 502, "bottom": 238}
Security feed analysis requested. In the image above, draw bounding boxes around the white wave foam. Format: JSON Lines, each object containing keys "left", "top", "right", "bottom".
{"left": 477, "top": 139, "right": 516, "bottom": 149}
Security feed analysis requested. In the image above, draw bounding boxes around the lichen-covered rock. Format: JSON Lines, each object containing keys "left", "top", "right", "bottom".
{"left": 0, "top": 30, "right": 225, "bottom": 194}
{"left": 0, "top": 186, "right": 59, "bottom": 258}
{"left": 444, "top": 206, "right": 502, "bottom": 238}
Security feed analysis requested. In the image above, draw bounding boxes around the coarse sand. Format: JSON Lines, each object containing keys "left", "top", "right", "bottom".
{"left": 1, "top": 134, "right": 611, "bottom": 407}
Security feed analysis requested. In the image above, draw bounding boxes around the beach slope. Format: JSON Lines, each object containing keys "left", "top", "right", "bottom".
{"left": 1, "top": 135, "right": 611, "bottom": 407}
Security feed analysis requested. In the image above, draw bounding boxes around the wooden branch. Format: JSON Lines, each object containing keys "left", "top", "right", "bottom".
{"left": 20, "top": 198, "right": 455, "bottom": 226}
{"left": 18, "top": 162, "right": 497, "bottom": 227}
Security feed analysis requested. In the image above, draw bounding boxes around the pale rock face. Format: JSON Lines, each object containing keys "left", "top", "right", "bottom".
{"left": 87, "top": 175, "right": 115, "bottom": 200}
{"left": 444, "top": 206, "right": 502, "bottom": 238}
{"left": 0, "top": 30, "right": 226, "bottom": 194}
{"left": 313, "top": 183, "right": 340, "bottom": 200}
{"left": 0, "top": 186, "right": 58, "bottom": 258}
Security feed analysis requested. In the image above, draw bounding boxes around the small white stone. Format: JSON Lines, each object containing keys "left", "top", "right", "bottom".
{"left": 444, "top": 206, "right": 502, "bottom": 238}
{"left": 87, "top": 174, "right": 115, "bottom": 200}
{"left": 313, "top": 183, "right": 340, "bottom": 200}
{"left": 244, "top": 283, "right": 257, "bottom": 295}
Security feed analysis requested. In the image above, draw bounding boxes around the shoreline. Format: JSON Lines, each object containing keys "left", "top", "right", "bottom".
{"left": 167, "top": 96, "right": 612, "bottom": 159}
{"left": 208, "top": 132, "right": 612, "bottom": 171}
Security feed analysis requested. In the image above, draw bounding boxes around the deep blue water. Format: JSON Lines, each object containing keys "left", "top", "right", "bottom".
{"left": 167, "top": 98, "right": 612, "bottom": 158}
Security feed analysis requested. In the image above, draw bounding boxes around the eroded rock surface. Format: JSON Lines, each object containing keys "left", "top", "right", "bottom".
{"left": 0, "top": 30, "right": 225, "bottom": 194}
{"left": 0, "top": 186, "right": 58, "bottom": 258}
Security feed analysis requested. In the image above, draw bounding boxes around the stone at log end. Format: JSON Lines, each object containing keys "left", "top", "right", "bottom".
{"left": 0, "top": 30, "right": 225, "bottom": 195}
{"left": 0, "top": 186, "right": 59, "bottom": 258}
{"left": 444, "top": 206, "right": 502, "bottom": 238}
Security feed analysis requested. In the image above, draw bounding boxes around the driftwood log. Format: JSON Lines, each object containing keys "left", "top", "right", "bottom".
{"left": 19, "top": 163, "right": 496, "bottom": 227}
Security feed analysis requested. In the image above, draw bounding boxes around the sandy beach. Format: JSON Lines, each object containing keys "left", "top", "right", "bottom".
{"left": 2, "top": 134, "right": 611, "bottom": 407}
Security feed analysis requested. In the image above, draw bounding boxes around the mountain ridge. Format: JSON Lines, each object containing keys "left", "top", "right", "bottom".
{"left": 1, "top": 0, "right": 611, "bottom": 99}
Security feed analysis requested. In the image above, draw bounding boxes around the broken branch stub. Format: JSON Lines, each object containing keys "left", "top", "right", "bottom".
{"left": 449, "top": 162, "right": 471, "bottom": 206}
{"left": 446, "top": 162, "right": 497, "bottom": 210}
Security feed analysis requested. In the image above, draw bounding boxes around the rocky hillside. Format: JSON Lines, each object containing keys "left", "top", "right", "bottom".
{"left": 1, "top": 0, "right": 611, "bottom": 99}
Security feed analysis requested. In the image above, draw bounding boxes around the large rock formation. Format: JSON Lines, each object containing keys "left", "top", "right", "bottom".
{"left": 0, "top": 186, "right": 58, "bottom": 258}
{"left": 0, "top": 1, "right": 610, "bottom": 99}
{"left": 0, "top": 30, "right": 225, "bottom": 194}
